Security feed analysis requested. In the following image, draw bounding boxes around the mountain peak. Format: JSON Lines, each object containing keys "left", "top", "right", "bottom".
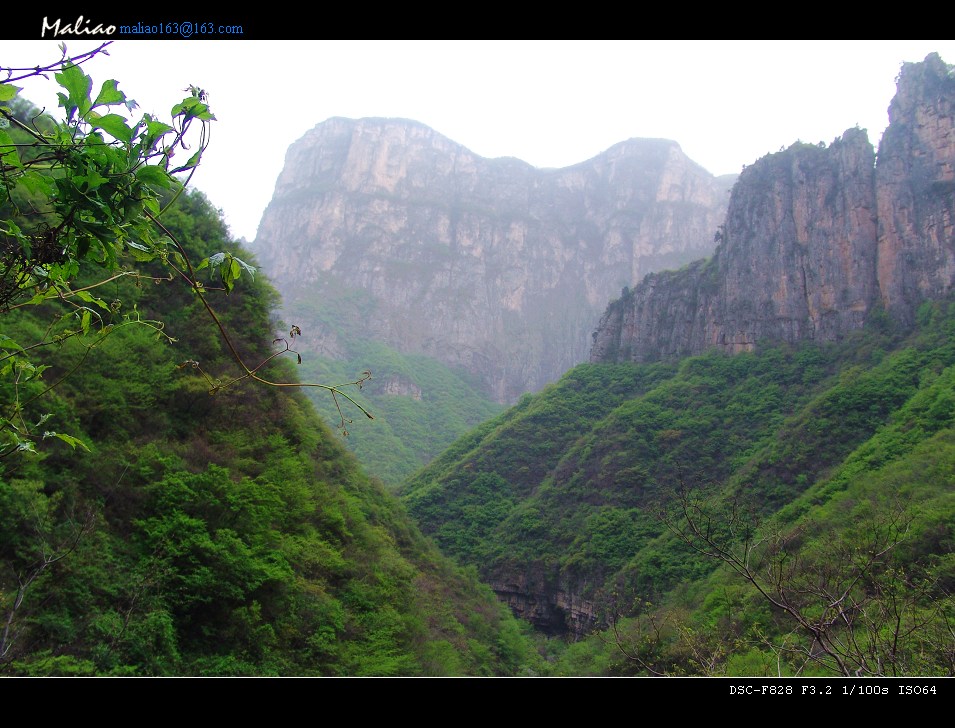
{"left": 591, "top": 52, "right": 955, "bottom": 364}
{"left": 255, "top": 118, "right": 731, "bottom": 403}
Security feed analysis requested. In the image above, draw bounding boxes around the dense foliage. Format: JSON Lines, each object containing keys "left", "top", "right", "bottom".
{"left": 0, "top": 187, "right": 540, "bottom": 676}
{"left": 402, "top": 304, "right": 955, "bottom": 675}
{"left": 0, "top": 49, "right": 539, "bottom": 675}
{"left": 294, "top": 336, "right": 501, "bottom": 489}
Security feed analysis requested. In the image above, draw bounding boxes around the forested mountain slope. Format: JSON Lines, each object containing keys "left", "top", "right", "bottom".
{"left": 0, "top": 190, "right": 538, "bottom": 676}
{"left": 294, "top": 334, "right": 502, "bottom": 489}
{"left": 403, "top": 305, "right": 955, "bottom": 674}
{"left": 400, "top": 54, "right": 955, "bottom": 676}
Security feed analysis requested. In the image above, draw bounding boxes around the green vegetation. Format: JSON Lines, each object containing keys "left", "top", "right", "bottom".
{"left": 294, "top": 338, "right": 502, "bottom": 488}
{"left": 0, "top": 186, "right": 540, "bottom": 676}
{"left": 4, "top": 43, "right": 952, "bottom": 678}
{"left": 402, "top": 302, "right": 955, "bottom": 675}
{"left": 0, "top": 47, "right": 539, "bottom": 676}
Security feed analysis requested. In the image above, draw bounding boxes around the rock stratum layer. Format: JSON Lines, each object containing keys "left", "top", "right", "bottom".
{"left": 254, "top": 119, "right": 733, "bottom": 403}
{"left": 592, "top": 53, "right": 955, "bottom": 364}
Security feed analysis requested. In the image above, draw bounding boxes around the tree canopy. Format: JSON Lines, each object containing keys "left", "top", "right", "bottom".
{"left": 0, "top": 42, "right": 371, "bottom": 469}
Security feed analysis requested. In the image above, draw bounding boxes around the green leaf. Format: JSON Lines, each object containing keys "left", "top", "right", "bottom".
{"left": 93, "top": 79, "right": 125, "bottom": 108}
{"left": 0, "top": 129, "right": 22, "bottom": 168}
{"left": 126, "top": 241, "right": 156, "bottom": 262}
{"left": 144, "top": 117, "right": 174, "bottom": 139}
{"left": 74, "top": 290, "right": 110, "bottom": 311}
{"left": 236, "top": 257, "right": 257, "bottom": 279}
{"left": 170, "top": 149, "right": 203, "bottom": 174}
{"left": 0, "top": 83, "right": 21, "bottom": 102}
{"left": 136, "top": 164, "right": 172, "bottom": 188}
{"left": 55, "top": 63, "right": 92, "bottom": 117}
{"left": 19, "top": 290, "right": 56, "bottom": 307}
{"left": 0, "top": 334, "right": 25, "bottom": 352}
{"left": 44, "top": 432, "right": 91, "bottom": 452}
{"left": 80, "top": 309, "right": 92, "bottom": 334}
{"left": 91, "top": 114, "right": 134, "bottom": 143}
{"left": 21, "top": 362, "right": 49, "bottom": 380}
{"left": 75, "top": 236, "right": 91, "bottom": 260}
{"left": 18, "top": 171, "right": 56, "bottom": 197}
{"left": 76, "top": 170, "right": 109, "bottom": 191}
{"left": 171, "top": 96, "right": 216, "bottom": 123}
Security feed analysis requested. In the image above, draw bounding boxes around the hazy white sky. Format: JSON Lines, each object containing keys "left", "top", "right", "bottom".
{"left": 3, "top": 40, "right": 954, "bottom": 241}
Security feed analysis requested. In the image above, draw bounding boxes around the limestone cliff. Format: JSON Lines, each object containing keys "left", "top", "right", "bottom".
{"left": 488, "top": 567, "right": 597, "bottom": 636}
{"left": 877, "top": 53, "right": 955, "bottom": 321}
{"left": 592, "top": 53, "right": 955, "bottom": 364}
{"left": 253, "top": 118, "right": 733, "bottom": 403}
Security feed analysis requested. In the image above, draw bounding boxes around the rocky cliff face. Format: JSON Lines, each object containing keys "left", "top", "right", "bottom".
{"left": 254, "top": 118, "right": 733, "bottom": 403}
{"left": 488, "top": 567, "right": 597, "bottom": 636}
{"left": 592, "top": 53, "right": 955, "bottom": 364}
{"left": 877, "top": 53, "right": 955, "bottom": 321}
